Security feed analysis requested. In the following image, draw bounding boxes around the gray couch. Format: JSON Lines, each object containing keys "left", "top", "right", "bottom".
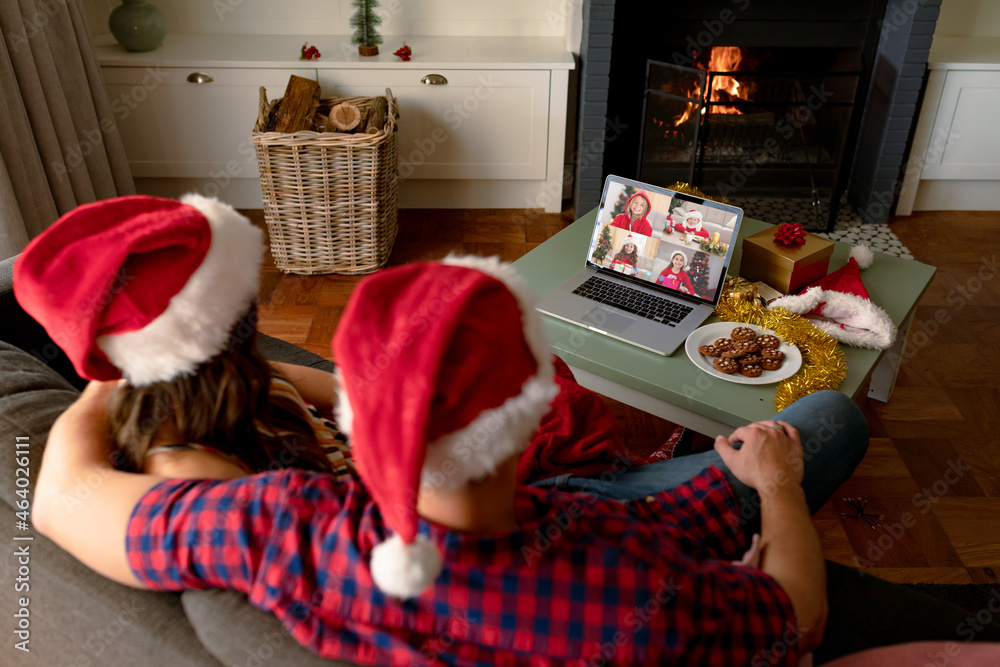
{"left": 0, "top": 255, "right": 349, "bottom": 666}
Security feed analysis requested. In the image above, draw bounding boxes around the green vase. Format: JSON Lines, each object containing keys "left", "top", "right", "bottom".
{"left": 109, "top": 0, "right": 167, "bottom": 53}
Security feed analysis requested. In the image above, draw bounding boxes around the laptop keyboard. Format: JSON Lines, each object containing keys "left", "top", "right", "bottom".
{"left": 572, "top": 276, "right": 694, "bottom": 326}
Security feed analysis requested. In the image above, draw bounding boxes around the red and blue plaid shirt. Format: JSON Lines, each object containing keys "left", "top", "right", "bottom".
{"left": 126, "top": 466, "right": 800, "bottom": 666}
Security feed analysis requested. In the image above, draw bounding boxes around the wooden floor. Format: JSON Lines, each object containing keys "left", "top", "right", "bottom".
{"left": 250, "top": 207, "right": 1000, "bottom": 585}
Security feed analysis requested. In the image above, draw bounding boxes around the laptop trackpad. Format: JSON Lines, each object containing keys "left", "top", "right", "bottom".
{"left": 583, "top": 307, "right": 635, "bottom": 334}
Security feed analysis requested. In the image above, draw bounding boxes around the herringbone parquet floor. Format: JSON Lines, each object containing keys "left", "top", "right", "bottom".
{"left": 250, "top": 207, "right": 1000, "bottom": 586}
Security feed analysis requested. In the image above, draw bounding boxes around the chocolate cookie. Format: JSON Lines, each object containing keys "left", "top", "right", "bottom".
{"left": 761, "top": 348, "right": 785, "bottom": 360}
{"left": 738, "top": 353, "right": 762, "bottom": 366}
{"left": 731, "top": 340, "right": 760, "bottom": 355}
{"left": 713, "top": 338, "right": 734, "bottom": 351}
{"left": 731, "top": 326, "right": 757, "bottom": 342}
{"left": 740, "top": 364, "right": 763, "bottom": 377}
{"left": 757, "top": 334, "right": 780, "bottom": 350}
{"left": 720, "top": 346, "right": 747, "bottom": 359}
{"left": 761, "top": 357, "right": 784, "bottom": 371}
{"left": 699, "top": 344, "right": 721, "bottom": 357}
{"left": 713, "top": 357, "right": 740, "bottom": 374}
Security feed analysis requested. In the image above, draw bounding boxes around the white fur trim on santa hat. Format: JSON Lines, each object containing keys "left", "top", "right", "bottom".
{"left": 417, "top": 255, "right": 559, "bottom": 491}
{"left": 850, "top": 243, "right": 874, "bottom": 270}
{"left": 370, "top": 533, "right": 443, "bottom": 599}
{"left": 683, "top": 210, "right": 703, "bottom": 222}
{"left": 770, "top": 286, "right": 897, "bottom": 350}
{"left": 420, "top": 374, "right": 559, "bottom": 491}
{"left": 97, "top": 194, "right": 264, "bottom": 386}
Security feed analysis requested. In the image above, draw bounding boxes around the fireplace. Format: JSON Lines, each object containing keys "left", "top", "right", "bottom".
{"left": 637, "top": 45, "right": 865, "bottom": 228}
{"left": 573, "top": 0, "right": 940, "bottom": 228}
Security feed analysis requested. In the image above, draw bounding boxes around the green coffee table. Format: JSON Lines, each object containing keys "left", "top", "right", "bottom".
{"left": 514, "top": 209, "right": 937, "bottom": 434}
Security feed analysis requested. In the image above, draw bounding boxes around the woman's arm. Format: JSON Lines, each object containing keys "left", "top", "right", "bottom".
{"left": 267, "top": 360, "right": 335, "bottom": 411}
{"left": 32, "top": 381, "right": 166, "bottom": 588}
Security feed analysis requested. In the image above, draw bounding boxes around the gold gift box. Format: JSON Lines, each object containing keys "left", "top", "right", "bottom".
{"left": 740, "top": 228, "right": 834, "bottom": 294}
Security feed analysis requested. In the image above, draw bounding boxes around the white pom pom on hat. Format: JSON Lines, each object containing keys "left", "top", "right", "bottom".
{"left": 370, "top": 534, "right": 444, "bottom": 599}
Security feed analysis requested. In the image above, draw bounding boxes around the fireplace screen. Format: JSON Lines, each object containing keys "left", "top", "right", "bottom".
{"left": 638, "top": 48, "right": 860, "bottom": 229}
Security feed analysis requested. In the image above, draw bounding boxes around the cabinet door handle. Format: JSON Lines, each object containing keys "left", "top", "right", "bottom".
{"left": 420, "top": 74, "right": 448, "bottom": 85}
{"left": 186, "top": 72, "right": 214, "bottom": 84}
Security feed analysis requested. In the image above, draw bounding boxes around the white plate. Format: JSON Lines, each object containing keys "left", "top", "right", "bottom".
{"left": 684, "top": 322, "right": 802, "bottom": 385}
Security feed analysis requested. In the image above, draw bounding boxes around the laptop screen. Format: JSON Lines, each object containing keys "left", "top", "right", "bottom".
{"left": 585, "top": 176, "right": 743, "bottom": 308}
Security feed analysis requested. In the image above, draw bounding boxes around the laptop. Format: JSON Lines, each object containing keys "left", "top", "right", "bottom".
{"left": 536, "top": 175, "right": 744, "bottom": 356}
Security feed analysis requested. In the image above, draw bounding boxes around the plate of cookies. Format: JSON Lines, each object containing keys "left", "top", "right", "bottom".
{"left": 684, "top": 322, "right": 802, "bottom": 385}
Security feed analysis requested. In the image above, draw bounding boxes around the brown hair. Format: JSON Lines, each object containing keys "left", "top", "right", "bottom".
{"left": 110, "top": 307, "right": 334, "bottom": 475}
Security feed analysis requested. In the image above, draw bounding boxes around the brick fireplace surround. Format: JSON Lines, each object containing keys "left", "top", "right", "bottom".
{"left": 573, "top": 0, "right": 942, "bottom": 225}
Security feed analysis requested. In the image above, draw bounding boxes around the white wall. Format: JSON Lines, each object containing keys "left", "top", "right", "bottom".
{"left": 935, "top": 0, "right": 1000, "bottom": 37}
{"left": 82, "top": 0, "right": 582, "bottom": 42}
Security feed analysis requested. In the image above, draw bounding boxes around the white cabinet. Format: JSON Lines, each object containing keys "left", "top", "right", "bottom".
{"left": 917, "top": 70, "right": 1000, "bottom": 180}
{"left": 95, "top": 34, "right": 574, "bottom": 210}
{"left": 103, "top": 67, "right": 316, "bottom": 180}
{"left": 897, "top": 37, "right": 1000, "bottom": 213}
{"left": 318, "top": 69, "right": 550, "bottom": 181}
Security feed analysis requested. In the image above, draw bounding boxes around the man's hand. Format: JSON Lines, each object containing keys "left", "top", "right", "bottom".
{"left": 715, "top": 419, "right": 828, "bottom": 652}
{"left": 713, "top": 420, "right": 804, "bottom": 494}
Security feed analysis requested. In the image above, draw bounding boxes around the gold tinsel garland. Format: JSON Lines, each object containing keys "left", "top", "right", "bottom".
{"left": 713, "top": 299, "right": 848, "bottom": 410}
{"left": 667, "top": 182, "right": 733, "bottom": 206}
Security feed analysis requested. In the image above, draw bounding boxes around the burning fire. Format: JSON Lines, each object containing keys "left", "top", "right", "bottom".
{"left": 670, "top": 46, "right": 748, "bottom": 126}
{"left": 706, "top": 46, "right": 744, "bottom": 115}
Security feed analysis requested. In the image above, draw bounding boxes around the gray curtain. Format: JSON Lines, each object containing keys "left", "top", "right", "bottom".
{"left": 0, "top": 0, "right": 134, "bottom": 260}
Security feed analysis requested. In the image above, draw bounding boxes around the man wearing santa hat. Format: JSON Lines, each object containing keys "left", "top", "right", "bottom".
{"left": 29, "top": 230, "right": 885, "bottom": 665}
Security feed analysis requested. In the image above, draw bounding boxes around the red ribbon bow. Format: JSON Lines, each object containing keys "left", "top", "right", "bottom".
{"left": 773, "top": 223, "right": 807, "bottom": 247}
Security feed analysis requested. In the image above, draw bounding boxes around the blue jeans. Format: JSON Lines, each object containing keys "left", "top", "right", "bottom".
{"left": 531, "top": 390, "right": 869, "bottom": 536}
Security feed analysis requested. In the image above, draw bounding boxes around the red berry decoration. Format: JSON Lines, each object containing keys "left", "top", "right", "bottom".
{"left": 393, "top": 42, "right": 412, "bottom": 62}
{"left": 300, "top": 43, "right": 321, "bottom": 60}
{"left": 773, "top": 222, "right": 807, "bottom": 247}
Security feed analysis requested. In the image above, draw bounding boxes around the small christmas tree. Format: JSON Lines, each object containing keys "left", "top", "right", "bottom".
{"left": 609, "top": 186, "right": 638, "bottom": 219}
{"left": 688, "top": 251, "right": 711, "bottom": 296}
{"left": 591, "top": 225, "right": 613, "bottom": 263}
{"left": 351, "top": 0, "right": 383, "bottom": 56}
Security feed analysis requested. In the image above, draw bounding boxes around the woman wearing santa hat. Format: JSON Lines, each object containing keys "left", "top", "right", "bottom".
{"left": 656, "top": 249, "right": 695, "bottom": 294}
{"left": 14, "top": 194, "right": 350, "bottom": 480}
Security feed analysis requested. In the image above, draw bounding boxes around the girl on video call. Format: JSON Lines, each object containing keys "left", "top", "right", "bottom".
{"left": 656, "top": 250, "right": 694, "bottom": 294}
{"left": 612, "top": 236, "right": 640, "bottom": 273}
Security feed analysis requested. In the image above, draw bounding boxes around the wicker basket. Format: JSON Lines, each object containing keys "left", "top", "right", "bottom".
{"left": 252, "top": 87, "right": 399, "bottom": 275}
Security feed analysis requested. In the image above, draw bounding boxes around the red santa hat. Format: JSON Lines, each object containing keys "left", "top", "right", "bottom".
{"left": 331, "top": 255, "right": 559, "bottom": 599}
{"left": 669, "top": 250, "right": 688, "bottom": 267}
{"left": 13, "top": 194, "right": 263, "bottom": 385}
{"left": 682, "top": 209, "right": 704, "bottom": 223}
{"left": 768, "top": 244, "right": 896, "bottom": 349}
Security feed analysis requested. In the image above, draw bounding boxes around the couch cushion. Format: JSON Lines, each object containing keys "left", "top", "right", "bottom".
{"left": 0, "top": 341, "right": 221, "bottom": 665}
{"left": 182, "top": 589, "right": 356, "bottom": 666}
{"left": 0, "top": 341, "right": 80, "bottom": 509}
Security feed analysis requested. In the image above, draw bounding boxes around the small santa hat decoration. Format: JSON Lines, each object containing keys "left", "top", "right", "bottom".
{"left": 14, "top": 194, "right": 263, "bottom": 385}
{"left": 768, "top": 244, "right": 897, "bottom": 349}
{"left": 332, "top": 255, "right": 559, "bottom": 599}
